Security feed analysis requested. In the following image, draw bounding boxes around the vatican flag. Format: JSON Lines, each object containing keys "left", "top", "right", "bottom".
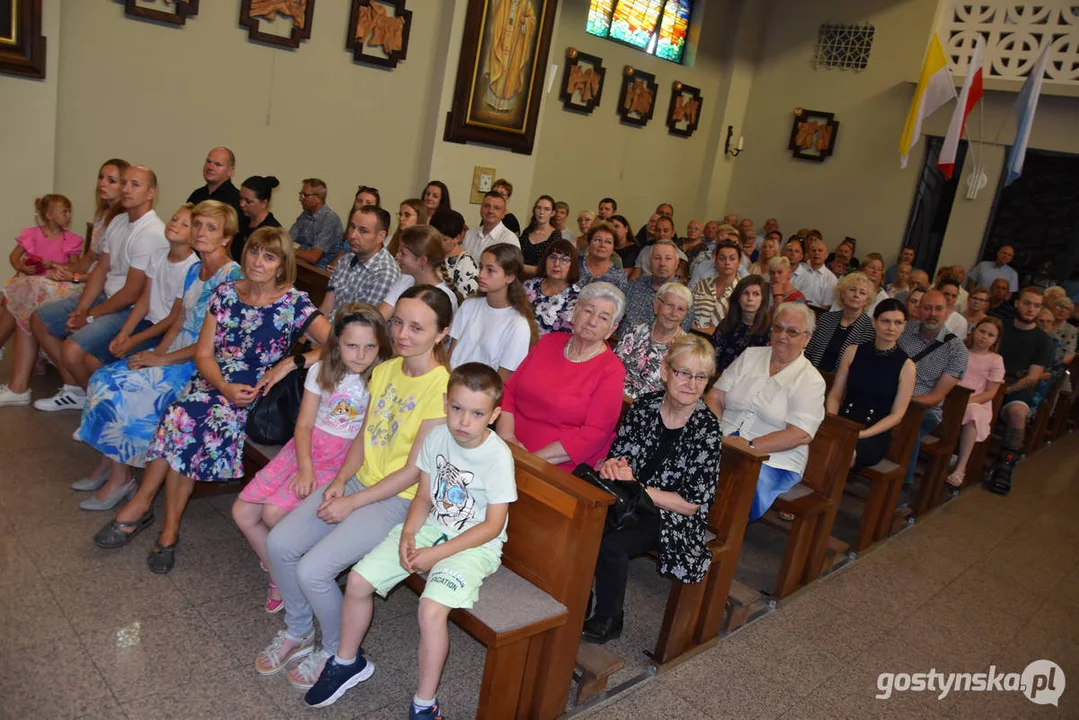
{"left": 899, "top": 34, "right": 955, "bottom": 168}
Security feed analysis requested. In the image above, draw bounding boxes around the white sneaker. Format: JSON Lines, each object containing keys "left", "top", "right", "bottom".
{"left": 0, "top": 384, "right": 31, "bottom": 407}
{"left": 33, "top": 385, "right": 86, "bottom": 412}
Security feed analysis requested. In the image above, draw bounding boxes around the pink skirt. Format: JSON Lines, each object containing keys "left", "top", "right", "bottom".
{"left": 3, "top": 275, "right": 81, "bottom": 332}
{"left": 238, "top": 427, "right": 353, "bottom": 512}
{"left": 963, "top": 400, "right": 993, "bottom": 443}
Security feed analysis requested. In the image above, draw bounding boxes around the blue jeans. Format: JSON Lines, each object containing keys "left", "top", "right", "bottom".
{"left": 35, "top": 294, "right": 154, "bottom": 364}
{"left": 904, "top": 412, "right": 941, "bottom": 489}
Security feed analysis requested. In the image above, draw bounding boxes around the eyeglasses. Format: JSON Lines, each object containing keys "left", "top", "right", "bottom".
{"left": 770, "top": 324, "right": 807, "bottom": 338}
{"left": 547, "top": 254, "right": 572, "bottom": 265}
{"left": 299, "top": 192, "right": 318, "bottom": 200}
{"left": 669, "top": 367, "right": 710, "bottom": 384}
{"left": 657, "top": 299, "right": 688, "bottom": 314}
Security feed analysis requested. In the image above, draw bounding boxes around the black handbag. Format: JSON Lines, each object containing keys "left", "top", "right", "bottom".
{"left": 245, "top": 366, "right": 308, "bottom": 445}
{"left": 573, "top": 464, "right": 658, "bottom": 532}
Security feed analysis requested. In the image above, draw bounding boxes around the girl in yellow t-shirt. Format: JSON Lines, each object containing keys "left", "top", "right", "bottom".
{"left": 258, "top": 285, "right": 452, "bottom": 689}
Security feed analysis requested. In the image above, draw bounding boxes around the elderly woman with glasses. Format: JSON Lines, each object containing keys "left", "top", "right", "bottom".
{"left": 498, "top": 282, "right": 627, "bottom": 471}
{"left": 582, "top": 335, "right": 722, "bottom": 644}
{"left": 616, "top": 282, "right": 691, "bottom": 400}
{"left": 523, "top": 239, "right": 580, "bottom": 336}
{"left": 705, "top": 302, "right": 826, "bottom": 521}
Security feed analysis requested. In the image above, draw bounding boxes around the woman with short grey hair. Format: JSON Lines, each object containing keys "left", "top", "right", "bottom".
{"left": 616, "top": 282, "right": 690, "bottom": 399}
{"left": 498, "top": 282, "right": 627, "bottom": 471}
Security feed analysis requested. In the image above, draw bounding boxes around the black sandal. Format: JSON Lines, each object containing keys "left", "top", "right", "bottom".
{"left": 147, "top": 539, "right": 179, "bottom": 575}
{"left": 94, "top": 510, "right": 154, "bottom": 549}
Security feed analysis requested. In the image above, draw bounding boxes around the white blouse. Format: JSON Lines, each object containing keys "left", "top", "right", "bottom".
{"left": 714, "top": 346, "right": 826, "bottom": 474}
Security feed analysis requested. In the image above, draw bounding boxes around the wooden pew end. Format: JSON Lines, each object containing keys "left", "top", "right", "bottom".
{"left": 573, "top": 643, "right": 625, "bottom": 705}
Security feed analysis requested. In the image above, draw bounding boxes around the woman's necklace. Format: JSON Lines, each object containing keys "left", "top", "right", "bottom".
{"left": 564, "top": 339, "right": 604, "bottom": 363}
{"left": 651, "top": 324, "right": 681, "bottom": 344}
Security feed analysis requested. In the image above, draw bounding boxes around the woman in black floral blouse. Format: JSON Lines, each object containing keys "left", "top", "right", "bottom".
{"left": 582, "top": 335, "right": 723, "bottom": 644}
{"left": 712, "top": 274, "right": 771, "bottom": 374}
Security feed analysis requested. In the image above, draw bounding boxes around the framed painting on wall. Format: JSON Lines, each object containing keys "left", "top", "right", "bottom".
{"left": 443, "top": 0, "right": 559, "bottom": 155}
{"left": 0, "top": 0, "right": 46, "bottom": 79}
{"left": 559, "top": 47, "right": 605, "bottom": 115}
{"left": 239, "top": 0, "right": 315, "bottom": 49}
{"left": 616, "top": 65, "right": 657, "bottom": 127}
{"left": 666, "top": 81, "right": 701, "bottom": 138}
{"left": 788, "top": 107, "right": 839, "bottom": 162}
{"left": 124, "top": 0, "right": 200, "bottom": 26}
{"left": 347, "top": 0, "right": 412, "bottom": 68}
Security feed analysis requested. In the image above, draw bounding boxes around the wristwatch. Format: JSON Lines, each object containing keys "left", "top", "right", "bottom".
{"left": 72, "top": 272, "right": 82, "bottom": 283}
{"left": 85, "top": 314, "right": 95, "bottom": 324}
{"left": 293, "top": 354, "right": 306, "bottom": 370}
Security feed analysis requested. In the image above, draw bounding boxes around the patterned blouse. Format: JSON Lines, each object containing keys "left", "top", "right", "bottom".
{"left": 615, "top": 323, "right": 683, "bottom": 400}
{"left": 712, "top": 322, "right": 771, "bottom": 374}
{"left": 523, "top": 277, "right": 579, "bottom": 336}
{"left": 691, "top": 277, "right": 736, "bottom": 330}
{"left": 445, "top": 251, "right": 479, "bottom": 299}
{"left": 578, "top": 258, "right": 629, "bottom": 292}
{"left": 519, "top": 227, "right": 562, "bottom": 267}
{"left": 608, "top": 391, "right": 723, "bottom": 582}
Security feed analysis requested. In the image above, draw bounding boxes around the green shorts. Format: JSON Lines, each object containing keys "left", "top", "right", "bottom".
{"left": 352, "top": 523, "right": 501, "bottom": 609}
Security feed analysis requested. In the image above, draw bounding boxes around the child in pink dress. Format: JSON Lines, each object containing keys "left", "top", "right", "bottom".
{"left": 948, "top": 317, "right": 1005, "bottom": 487}
{"left": 232, "top": 304, "right": 392, "bottom": 611}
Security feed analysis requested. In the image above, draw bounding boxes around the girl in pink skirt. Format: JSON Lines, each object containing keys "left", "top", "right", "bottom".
{"left": 233, "top": 304, "right": 392, "bottom": 611}
{"left": 948, "top": 317, "right": 1005, "bottom": 487}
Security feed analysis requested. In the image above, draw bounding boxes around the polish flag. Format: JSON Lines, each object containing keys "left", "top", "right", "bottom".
{"left": 937, "top": 36, "right": 985, "bottom": 180}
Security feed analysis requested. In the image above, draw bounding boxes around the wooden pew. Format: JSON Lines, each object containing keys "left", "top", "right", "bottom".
{"left": 295, "top": 259, "right": 330, "bottom": 308}
{"left": 1047, "top": 357, "right": 1079, "bottom": 442}
{"left": 244, "top": 442, "right": 613, "bottom": 720}
{"left": 650, "top": 438, "right": 767, "bottom": 663}
{"left": 912, "top": 385, "right": 972, "bottom": 517}
{"left": 1025, "top": 376, "right": 1065, "bottom": 454}
{"left": 765, "top": 414, "right": 860, "bottom": 598}
{"left": 960, "top": 383, "right": 1006, "bottom": 490}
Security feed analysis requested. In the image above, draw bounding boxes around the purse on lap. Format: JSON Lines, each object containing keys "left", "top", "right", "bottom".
{"left": 572, "top": 464, "right": 658, "bottom": 532}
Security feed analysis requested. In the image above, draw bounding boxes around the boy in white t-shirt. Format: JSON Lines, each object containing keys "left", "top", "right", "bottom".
{"left": 304, "top": 363, "right": 517, "bottom": 716}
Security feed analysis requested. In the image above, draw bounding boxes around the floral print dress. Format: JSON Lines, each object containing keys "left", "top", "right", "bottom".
{"left": 145, "top": 282, "right": 319, "bottom": 481}
{"left": 76, "top": 262, "right": 242, "bottom": 467}
{"left": 523, "top": 277, "right": 579, "bottom": 336}
{"left": 608, "top": 391, "right": 723, "bottom": 582}
{"left": 615, "top": 322, "right": 683, "bottom": 400}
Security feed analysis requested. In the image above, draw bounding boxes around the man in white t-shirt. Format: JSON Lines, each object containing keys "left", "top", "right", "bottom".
{"left": 794, "top": 237, "right": 838, "bottom": 309}
{"left": 30, "top": 166, "right": 168, "bottom": 411}
{"left": 462, "top": 192, "right": 519, "bottom": 260}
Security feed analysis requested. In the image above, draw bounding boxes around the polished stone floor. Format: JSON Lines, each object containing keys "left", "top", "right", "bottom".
{"left": 1, "top": 361, "right": 1076, "bottom": 719}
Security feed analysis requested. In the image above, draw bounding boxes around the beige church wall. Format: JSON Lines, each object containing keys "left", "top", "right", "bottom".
{"left": 0, "top": 0, "right": 61, "bottom": 251}
{"left": 527, "top": 0, "right": 741, "bottom": 235}
{"left": 725, "top": 0, "right": 1079, "bottom": 272}
{"left": 52, "top": 0, "right": 445, "bottom": 234}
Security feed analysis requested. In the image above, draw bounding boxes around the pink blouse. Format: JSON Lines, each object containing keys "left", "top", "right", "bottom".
{"left": 17, "top": 226, "right": 84, "bottom": 264}
{"left": 502, "top": 332, "right": 626, "bottom": 471}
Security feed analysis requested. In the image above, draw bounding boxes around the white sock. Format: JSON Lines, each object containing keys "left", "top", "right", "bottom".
{"left": 334, "top": 653, "right": 356, "bottom": 666}
{"left": 412, "top": 695, "right": 435, "bottom": 709}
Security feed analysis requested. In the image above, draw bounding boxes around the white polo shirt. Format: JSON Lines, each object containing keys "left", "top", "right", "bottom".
{"left": 793, "top": 263, "right": 837, "bottom": 308}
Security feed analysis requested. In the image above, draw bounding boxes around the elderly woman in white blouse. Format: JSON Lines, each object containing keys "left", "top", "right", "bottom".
{"left": 705, "top": 302, "right": 826, "bottom": 521}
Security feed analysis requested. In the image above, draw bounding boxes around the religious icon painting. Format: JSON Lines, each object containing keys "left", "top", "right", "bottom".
{"left": 239, "top": 0, "right": 315, "bottom": 49}
{"left": 666, "top": 81, "right": 702, "bottom": 138}
{"left": 347, "top": 0, "right": 412, "bottom": 68}
{"left": 560, "top": 47, "right": 606, "bottom": 115}
{"left": 788, "top": 108, "right": 840, "bottom": 162}
{"left": 616, "top": 66, "right": 658, "bottom": 128}
{"left": 124, "top": 0, "right": 200, "bottom": 26}
{"left": 0, "top": 0, "right": 46, "bottom": 78}
{"left": 443, "top": 0, "right": 559, "bottom": 155}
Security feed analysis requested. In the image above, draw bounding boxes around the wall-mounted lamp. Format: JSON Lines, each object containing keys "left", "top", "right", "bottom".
{"left": 724, "top": 125, "right": 744, "bottom": 157}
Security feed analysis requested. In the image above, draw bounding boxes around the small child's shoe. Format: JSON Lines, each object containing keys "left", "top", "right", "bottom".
{"left": 410, "top": 698, "right": 443, "bottom": 719}
{"left": 265, "top": 580, "right": 284, "bottom": 614}
{"left": 303, "top": 654, "right": 375, "bottom": 707}
{"left": 255, "top": 630, "right": 314, "bottom": 675}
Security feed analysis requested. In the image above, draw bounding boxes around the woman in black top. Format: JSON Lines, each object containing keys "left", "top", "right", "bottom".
{"left": 804, "top": 272, "right": 875, "bottom": 372}
{"left": 518, "top": 194, "right": 561, "bottom": 276}
{"left": 581, "top": 335, "right": 723, "bottom": 644}
{"left": 610, "top": 215, "right": 640, "bottom": 270}
{"left": 826, "top": 299, "right": 916, "bottom": 469}
{"left": 233, "top": 176, "right": 282, "bottom": 262}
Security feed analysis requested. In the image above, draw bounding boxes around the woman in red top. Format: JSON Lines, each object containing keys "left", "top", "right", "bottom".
{"left": 497, "top": 282, "right": 626, "bottom": 470}
{"left": 768, "top": 256, "right": 805, "bottom": 307}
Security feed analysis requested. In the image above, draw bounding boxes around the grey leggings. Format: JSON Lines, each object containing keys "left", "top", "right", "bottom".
{"left": 265, "top": 478, "right": 409, "bottom": 653}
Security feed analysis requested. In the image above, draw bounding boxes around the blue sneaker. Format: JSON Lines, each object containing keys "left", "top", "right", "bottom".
{"left": 303, "top": 654, "right": 375, "bottom": 708}
{"left": 409, "top": 698, "right": 443, "bottom": 719}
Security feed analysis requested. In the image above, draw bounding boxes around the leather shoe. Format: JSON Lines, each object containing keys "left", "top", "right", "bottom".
{"left": 581, "top": 613, "right": 623, "bottom": 644}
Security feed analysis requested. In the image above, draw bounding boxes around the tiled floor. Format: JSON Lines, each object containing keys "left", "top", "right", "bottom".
{"left": 1, "top": 361, "right": 1077, "bottom": 719}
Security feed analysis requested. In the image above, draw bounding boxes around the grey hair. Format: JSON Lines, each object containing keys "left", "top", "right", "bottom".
{"left": 301, "top": 178, "right": 328, "bottom": 198}
{"left": 775, "top": 301, "right": 816, "bottom": 335}
{"left": 656, "top": 281, "right": 692, "bottom": 308}
{"left": 578, "top": 281, "right": 626, "bottom": 328}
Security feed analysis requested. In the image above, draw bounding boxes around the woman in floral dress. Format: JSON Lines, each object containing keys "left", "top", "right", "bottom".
{"left": 74, "top": 201, "right": 243, "bottom": 505}
{"left": 615, "top": 282, "right": 691, "bottom": 399}
{"left": 94, "top": 227, "right": 330, "bottom": 575}
{"left": 523, "top": 238, "right": 580, "bottom": 336}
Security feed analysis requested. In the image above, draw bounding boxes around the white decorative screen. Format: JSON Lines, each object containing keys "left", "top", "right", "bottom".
{"left": 941, "top": 3, "right": 1079, "bottom": 89}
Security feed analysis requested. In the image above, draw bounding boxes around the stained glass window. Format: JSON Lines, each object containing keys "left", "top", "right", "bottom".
{"left": 587, "top": 0, "right": 693, "bottom": 64}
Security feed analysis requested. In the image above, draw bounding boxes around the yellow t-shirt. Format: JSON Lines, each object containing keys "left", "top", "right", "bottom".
{"left": 356, "top": 357, "right": 449, "bottom": 499}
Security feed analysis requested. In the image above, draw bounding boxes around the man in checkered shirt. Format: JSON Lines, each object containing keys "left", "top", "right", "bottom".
{"left": 318, "top": 205, "right": 399, "bottom": 320}
{"left": 896, "top": 289, "right": 968, "bottom": 502}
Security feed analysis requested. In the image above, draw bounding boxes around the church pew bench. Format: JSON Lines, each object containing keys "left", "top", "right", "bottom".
{"left": 1025, "top": 376, "right": 1065, "bottom": 455}
{"left": 913, "top": 385, "right": 972, "bottom": 517}
{"left": 764, "top": 413, "right": 860, "bottom": 598}
{"left": 295, "top": 259, "right": 330, "bottom": 308}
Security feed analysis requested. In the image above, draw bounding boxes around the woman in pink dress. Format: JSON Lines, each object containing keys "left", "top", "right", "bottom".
{"left": 947, "top": 317, "right": 1005, "bottom": 487}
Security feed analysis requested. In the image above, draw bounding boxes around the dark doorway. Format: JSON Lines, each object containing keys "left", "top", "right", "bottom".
{"left": 982, "top": 148, "right": 1079, "bottom": 287}
{"left": 901, "top": 135, "right": 969, "bottom": 275}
